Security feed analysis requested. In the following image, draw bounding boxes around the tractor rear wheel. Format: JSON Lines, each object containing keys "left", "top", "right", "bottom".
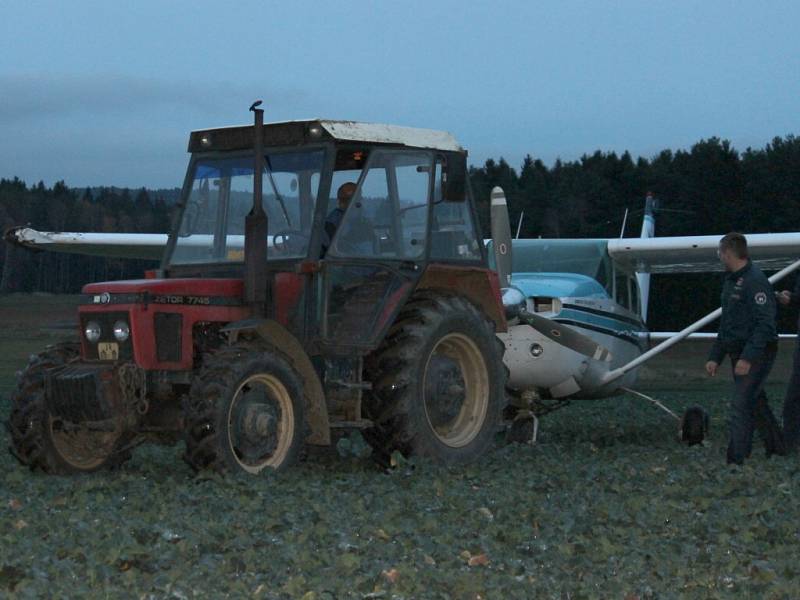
{"left": 182, "top": 342, "right": 305, "bottom": 475}
{"left": 364, "top": 292, "right": 506, "bottom": 464}
{"left": 7, "top": 342, "right": 130, "bottom": 474}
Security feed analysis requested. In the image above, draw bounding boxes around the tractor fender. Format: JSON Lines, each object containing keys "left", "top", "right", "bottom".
{"left": 416, "top": 264, "right": 508, "bottom": 332}
{"left": 221, "top": 317, "right": 330, "bottom": 446}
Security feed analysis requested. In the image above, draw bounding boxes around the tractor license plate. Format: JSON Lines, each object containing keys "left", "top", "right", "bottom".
{"left": 97, "top": 342, "right": 119, "bottom": 361}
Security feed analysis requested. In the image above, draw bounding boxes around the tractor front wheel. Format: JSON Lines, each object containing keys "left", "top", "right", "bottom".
{"left": 7, "top": 342, "right": 130, "bottom": 474}
{"left": 182, "top": 342, "right": 305, "bottom": 475}
{"left": 365, "top": 293, "right": 507, "bottom": 464}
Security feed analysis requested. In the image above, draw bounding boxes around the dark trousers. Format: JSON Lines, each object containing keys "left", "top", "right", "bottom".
{"left": 782, "top": 339, "right": 800, "bottom": 451}
{"left": 727, "top": 348, "right": 784, "bottom": 465}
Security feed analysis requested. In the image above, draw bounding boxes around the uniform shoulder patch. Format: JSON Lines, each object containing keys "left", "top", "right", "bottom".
{"left": 755, "top": 291, "right": 768, "bottom": 305}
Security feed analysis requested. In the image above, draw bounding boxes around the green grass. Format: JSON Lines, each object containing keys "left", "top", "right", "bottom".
{"left": 1, "top": 295, "right": 799, "bottom": 598}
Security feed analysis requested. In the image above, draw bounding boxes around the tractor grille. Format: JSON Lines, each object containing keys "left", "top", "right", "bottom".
{"left": 45, "top": 365, "right": 113, "bottom": 422}
{"left": 154, "top": 312, "right": 182, "bottom": 362}
{"left": 80, "top": 312, "right": 133, "bottom": 361}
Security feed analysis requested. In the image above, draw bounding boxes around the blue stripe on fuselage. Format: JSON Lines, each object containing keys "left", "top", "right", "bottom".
{"left": 555, "top": 307, "right": 643, "bottom": 333}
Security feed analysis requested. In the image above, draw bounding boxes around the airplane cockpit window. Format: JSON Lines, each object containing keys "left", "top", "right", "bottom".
{"left": 629, "top": 275, "right": 640, "bottom": 315}
{"left": 613, "top": 270, "right": 641, "bottom": 314}
{"left": 615, "top": 271, "right": 630, "bottom": 311}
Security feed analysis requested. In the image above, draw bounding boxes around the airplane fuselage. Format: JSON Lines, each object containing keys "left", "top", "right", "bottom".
{"left": 501, "top": 294, "right": 647, "bottom": 399}
{"left": 492, "top": 249, "right": 650, "bottom": 400}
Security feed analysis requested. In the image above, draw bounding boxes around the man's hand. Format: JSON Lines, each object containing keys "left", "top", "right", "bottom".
{"left": 778, "top": 290, "right": 792, "bottom": 306}
{"left": 705, "top": 361, "right": 719, "bottom": 377}
{"left": 734, "top": 359, "right": 751, "bottom": 376}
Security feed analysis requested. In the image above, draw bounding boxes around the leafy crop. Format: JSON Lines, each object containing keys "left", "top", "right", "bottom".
{"left": 1, "top": 297, "right": 799, "bottom": 598}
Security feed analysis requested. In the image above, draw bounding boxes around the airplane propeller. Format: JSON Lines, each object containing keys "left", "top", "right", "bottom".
{"left": 490, "top": 186, "right": 612, "bottom": 363}
{"left": 490, "top": 187, "right": 513, "bottom": 288}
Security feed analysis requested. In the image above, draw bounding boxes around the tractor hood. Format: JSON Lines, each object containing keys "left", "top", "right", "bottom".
{"left": 82, "top": 278, "right": 243, "bottom": 306}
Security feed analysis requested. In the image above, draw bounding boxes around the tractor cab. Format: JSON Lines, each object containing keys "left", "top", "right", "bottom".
{"left": 164, "top": 120, "right": 489, "bottom": 352}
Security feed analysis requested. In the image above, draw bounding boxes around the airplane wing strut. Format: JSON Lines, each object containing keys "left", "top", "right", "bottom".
{"left": 602, "top": 256, "right": 800, "bottom": 386}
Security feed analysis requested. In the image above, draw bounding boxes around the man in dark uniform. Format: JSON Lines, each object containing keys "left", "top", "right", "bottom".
{"left": 705, "top": 232, "right": 784, "bottom": 464}
{"left": 777, "top": 280, "right": 800, "bottom": 452}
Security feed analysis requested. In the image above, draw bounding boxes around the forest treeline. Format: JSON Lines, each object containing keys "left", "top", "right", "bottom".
{"left": 0, "top": 182, "right": 175, "bottom": 296}
{"left": 469, "top": 135, "right": 800, "bottom": 331}
{"left": 2, "top": 135, "right": 800, "bottom": 331}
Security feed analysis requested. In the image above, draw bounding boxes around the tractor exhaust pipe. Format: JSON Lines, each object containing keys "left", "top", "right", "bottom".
{"left": 244, "top": 100, "right": 268, "bottom": 314}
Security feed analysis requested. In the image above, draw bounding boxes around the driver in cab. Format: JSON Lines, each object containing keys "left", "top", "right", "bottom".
{"left": 324, "top": 182, "right": 356, "bottom": 246}
{"left": 323, "top": 182, "right": 374, "bottom": 255}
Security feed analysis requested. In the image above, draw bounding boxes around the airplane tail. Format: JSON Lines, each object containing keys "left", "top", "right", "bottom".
{"left": 636, "top": 192, "right": 657, "bottom": 322}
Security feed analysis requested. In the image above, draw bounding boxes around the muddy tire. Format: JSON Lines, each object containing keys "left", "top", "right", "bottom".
{"left": 182, "top": 342, "right": 305, "bottom": 475}
{"left": 6, "top": 342, "right": 130, "bottom": 474}
{"left": 364, "top": 292, "right": 507, "bottom": 464}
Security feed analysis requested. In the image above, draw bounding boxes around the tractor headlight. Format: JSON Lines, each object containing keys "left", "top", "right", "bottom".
{"left": 112, "top": 320, "right": 130, "bottom": 342}
{"left": 84, "top": 321, "right": 102, "bottom": 343}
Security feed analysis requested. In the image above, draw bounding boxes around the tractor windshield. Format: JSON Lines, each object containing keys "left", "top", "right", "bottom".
{"left": 170, "top": 149, "right": 325, "bottom": 265}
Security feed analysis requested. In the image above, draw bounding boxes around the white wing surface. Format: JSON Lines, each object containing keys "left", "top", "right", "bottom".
{"left": 6, "top": 228, "right": 169, "bottom": 260}
{"left": 608, "top": 232, "right": 800, "bottom": 273}
{"left": 3, "top": 227, "right": 279, "bottom": 261}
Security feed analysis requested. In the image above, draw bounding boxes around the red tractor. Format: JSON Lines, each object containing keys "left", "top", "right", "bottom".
{"left": 8, "top": 104, "right": 508, "bottom": 475}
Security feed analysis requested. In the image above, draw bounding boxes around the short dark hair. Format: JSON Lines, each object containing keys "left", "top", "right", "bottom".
{"left": 720, "top": 232, "right": 748, "bottom": 259}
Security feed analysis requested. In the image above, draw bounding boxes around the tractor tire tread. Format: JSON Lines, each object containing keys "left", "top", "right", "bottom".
{"left": 363, "top": 292, "right": 507, "bottom": 463}
{"left": 6, "top": 342, "right": 131, "bottom": 474}
{"left": 182, "top": 340, "right": 307, "bottom": 475}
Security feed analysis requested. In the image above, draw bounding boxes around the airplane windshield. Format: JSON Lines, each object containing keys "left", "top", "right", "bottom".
{"left": 170, "top": 150, "right": 324, "bottom": 265}
{"left": 505, "top": 239, "right": 612, "bottom": 289}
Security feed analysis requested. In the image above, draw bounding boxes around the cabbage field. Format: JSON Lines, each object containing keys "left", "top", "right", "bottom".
{"left": 1, "top": 295, "right": 799, "bottom": 599}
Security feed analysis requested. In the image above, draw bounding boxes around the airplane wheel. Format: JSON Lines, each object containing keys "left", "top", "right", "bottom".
{"left": 364, "top": 292, "right": 507, "bottom": 464}
{"left": 507, "top": 414, "right": 538, "bottom": 445}
{"left": 680, "top": 405, "right": 709, "bottom": 445}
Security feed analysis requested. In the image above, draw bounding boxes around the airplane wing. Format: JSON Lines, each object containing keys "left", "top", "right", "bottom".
{"left": 607, "top": 232, "right": 800, "bottom": 273}
{"left": 4, "top": 227, "right": 267, "bottom": 261}
{"left": 5, "top": 227, "right": 168, "bottom": 260}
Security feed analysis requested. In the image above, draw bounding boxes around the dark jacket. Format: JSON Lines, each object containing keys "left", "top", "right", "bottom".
{"left": 709, "top": 260, "right": 777, "bottom": 364}
{"left": 787, "top": 275, "right": 800, "bottom": 325}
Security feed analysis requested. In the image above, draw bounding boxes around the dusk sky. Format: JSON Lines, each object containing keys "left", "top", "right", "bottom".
{"left": 1, "top": 1, "right": 798, "bottom": 188}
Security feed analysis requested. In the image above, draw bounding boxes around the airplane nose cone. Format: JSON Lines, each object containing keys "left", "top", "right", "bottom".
{"left": 501, "top": 287, "right": 526, "bottom": 319}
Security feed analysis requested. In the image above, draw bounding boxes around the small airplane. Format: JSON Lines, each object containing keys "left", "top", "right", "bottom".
{"left": 488, "top": 186, "right": 800, "bottom": 434}
{"left": 8, "top": 189, "right": 800, "bottom": 441}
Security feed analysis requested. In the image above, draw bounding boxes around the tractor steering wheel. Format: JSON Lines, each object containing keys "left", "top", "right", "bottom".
{"left": 272, "top": 230, "right": 309, "bottom": 256}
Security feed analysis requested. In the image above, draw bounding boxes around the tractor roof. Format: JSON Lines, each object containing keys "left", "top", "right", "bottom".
{"left": 188, "top": 119, "right": 464, "bottom": 153}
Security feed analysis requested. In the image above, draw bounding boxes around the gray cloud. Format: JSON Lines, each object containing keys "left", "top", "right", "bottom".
{"left": 0, "top": 72, "right": 315, "bottom": 186}
{"left": 0, "top": 73, "right": 308, "bottom": 122}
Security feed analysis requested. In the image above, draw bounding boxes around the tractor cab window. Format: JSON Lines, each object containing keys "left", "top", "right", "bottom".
{"left": 170, "top": 150, "right": 324, "bottom": 265}
{"left": 329, "top": 151, "right": 432, "bottom": 260}
{"left": 430, "top": 159, "right": 481, "bottom": 261}
{"left": 323, "top": 149, "right": 368, "bottom": 253}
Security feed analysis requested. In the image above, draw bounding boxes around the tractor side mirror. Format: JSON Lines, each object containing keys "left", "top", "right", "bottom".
{"left": 443, "top": 152, "right": 467, "bottom": 202}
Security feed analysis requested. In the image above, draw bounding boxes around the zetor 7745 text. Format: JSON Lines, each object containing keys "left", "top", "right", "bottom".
{"left": 8, "top": 104, "right": 509, "bottom": 475}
